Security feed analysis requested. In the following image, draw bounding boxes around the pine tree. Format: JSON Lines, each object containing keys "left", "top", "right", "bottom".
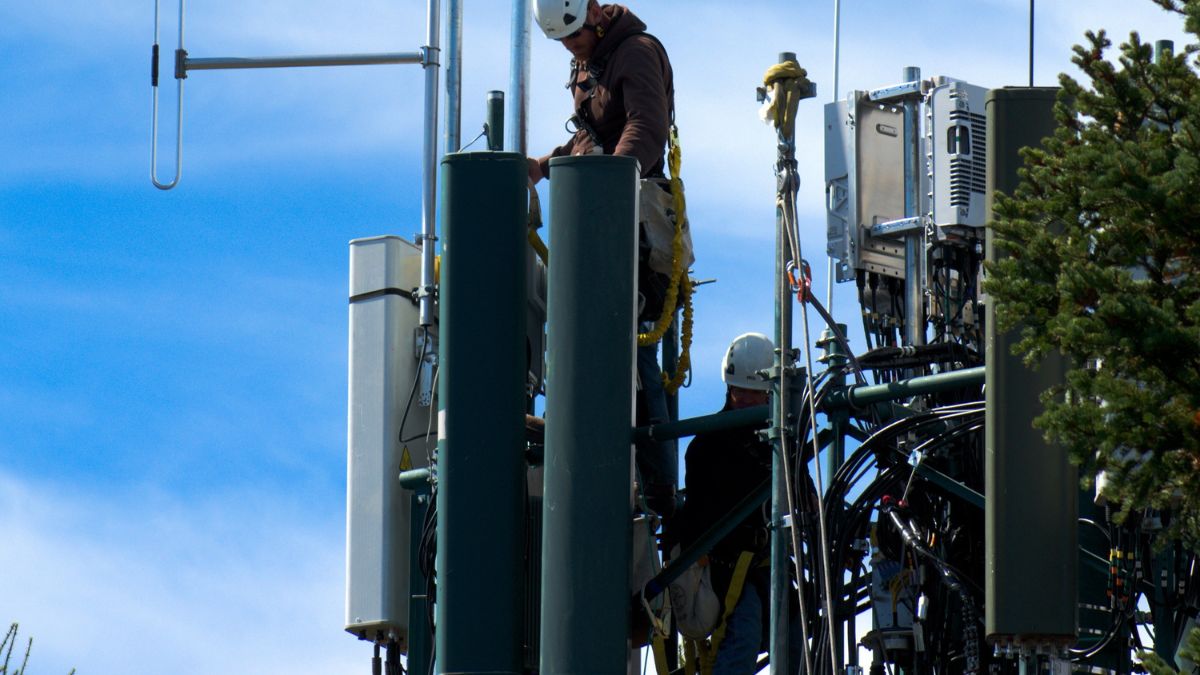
{"left": 985, "top": 1, "right": 1200, "bottom": 543}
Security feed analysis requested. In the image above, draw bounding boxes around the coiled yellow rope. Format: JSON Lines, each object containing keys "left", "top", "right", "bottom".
{"left": 637, "top": 124, "right": 694, "bottom": 395}
{"left": 761, "top": 61, "right": 810, "bottom": 141}
{"left": 661, "top": 274, "right": 693, "bottom": 395}
{"left": 525, "top": 127, "right": 694, "bottom": 395}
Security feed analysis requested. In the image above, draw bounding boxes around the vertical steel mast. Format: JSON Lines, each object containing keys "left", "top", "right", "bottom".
{"left": 901, "top": 65, "right": 925, "bottom": 348}
{"left": 769, "top": 52, "right": 797, "bottom": 675}
{"left": 507, "top": 0, "right": 532, "bottom": 154}
{"left": 417, "top": 0, "right": 442, "bottom": 328}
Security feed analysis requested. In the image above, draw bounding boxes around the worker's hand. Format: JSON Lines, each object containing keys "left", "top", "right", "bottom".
{"left": 527, "top": 156, "right": 544, "bottom": 185}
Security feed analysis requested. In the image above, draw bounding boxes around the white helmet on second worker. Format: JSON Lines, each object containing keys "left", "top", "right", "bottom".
{"left": 721, "top": 333, "right": 775, "bottom": 392}
{"left": 533, "top": 0, "right": 588, "bottom": 40}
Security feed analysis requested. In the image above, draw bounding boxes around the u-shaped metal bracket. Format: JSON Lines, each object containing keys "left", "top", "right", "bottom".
{"left": 151, "top": 0, "right": 186, "bottom": 190}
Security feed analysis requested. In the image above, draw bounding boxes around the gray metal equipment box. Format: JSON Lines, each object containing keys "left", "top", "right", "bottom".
{"left": 825, "top": 92, "right": 914, "bottom": 282}
{"left": 825, "top": 76, "right": 990, "bottom": 282}
{"left": 345, "top": 235, "right": 436, "bottom": 646}
{"left": 928, "top": 80, "right": 989, "bottom": 228}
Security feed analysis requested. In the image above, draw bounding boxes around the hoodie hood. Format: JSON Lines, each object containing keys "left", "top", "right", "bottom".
{"left": 591, "top": 4, "right": 647, "bottom": 63}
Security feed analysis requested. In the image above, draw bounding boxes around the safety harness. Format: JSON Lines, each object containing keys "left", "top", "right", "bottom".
{"left": 679, "top": 551, "right": 758, "bottom": 675}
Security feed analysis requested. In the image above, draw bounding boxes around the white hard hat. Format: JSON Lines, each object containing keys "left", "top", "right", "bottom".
{"left": 721, "top": 333, "right": 775, "bottom": 392}
{"left": 533, "top": 0, "right": 588, "bottom": 40}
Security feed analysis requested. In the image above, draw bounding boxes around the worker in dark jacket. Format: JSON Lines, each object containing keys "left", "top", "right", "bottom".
{"left": 674, "top": 333, "right": 806, "bottom": 674}
{"left": 530, "top": 0, "right": 677, "bottom": 517}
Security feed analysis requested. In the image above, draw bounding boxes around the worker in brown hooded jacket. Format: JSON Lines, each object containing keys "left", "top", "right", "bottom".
{"left": 528, "top": 0, "right": 673, "bottom": 182}
{"left": 529, "top": 0, "right": 679, "bottom": 517}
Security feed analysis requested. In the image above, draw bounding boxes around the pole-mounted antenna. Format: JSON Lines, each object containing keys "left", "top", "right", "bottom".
{"left": 150, "top": 0, "right": 185, "bottom": 190}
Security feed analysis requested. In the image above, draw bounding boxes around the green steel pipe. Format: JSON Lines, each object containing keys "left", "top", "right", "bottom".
{"left": 770, "top": 50, "right": 797, "bottom": 675}
{"left": 632, "top": 405, "right": 769, "bottom": 443}
{"left": 819, "top": 325, "right": 850, "bottom": 487}
{"left": 435, "top": 151, "right": 527, "bottom": 674}
{"left": 398, "top": 468, "right": 432, "bottom": 493}
{"left": 643, "top": 480, "right": 770, "bottom": 600}
{"left": 822, "top": 366, "right": 985, "bottom": 409}
{"left": 913, "top": 463, "right": 984, "bottom": 509}
{"left": 540, "top": 155, "right": 638, "bottom": 675}
{"left": 486, "top": 91, "right": 505, "bottom": 152}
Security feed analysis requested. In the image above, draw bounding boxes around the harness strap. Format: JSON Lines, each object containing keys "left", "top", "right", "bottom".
{"left": 683, "top": 638, "right": 700, "bottom": 675}
{"left": 651, "top": 633, "right": 670, "bottom": 675}
{"left": 567, "top": 29, "right": 676, "bottom": 144}
{"left": 701, "top": 551, "right": 757, "bottom": 675}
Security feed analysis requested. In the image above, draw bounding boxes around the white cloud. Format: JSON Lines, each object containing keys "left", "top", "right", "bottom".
{"left": 0, "top": 473, "right": 365, "bottom": 675}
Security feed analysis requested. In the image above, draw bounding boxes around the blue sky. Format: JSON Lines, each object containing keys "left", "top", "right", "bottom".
{"left": 0, "top": 1, "right": 1188, "bottom": 673}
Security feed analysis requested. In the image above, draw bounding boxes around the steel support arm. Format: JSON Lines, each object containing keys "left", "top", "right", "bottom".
{"left": 632, "top": 405, "right": 770, "bottom": 444}
{"left": 822, "top": 366, "right": 985, "bottom": 409}
{"left": 642, "top": 480, "right": 770, "bottom": 600}
{"left": 184, "top": 52, "right": 423, "bottom": 71}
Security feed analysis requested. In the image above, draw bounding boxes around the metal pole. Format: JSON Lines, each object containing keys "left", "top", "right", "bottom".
{"left": 435, "top": 151, "right": 528, "bottom": 675}
{"left": 902, "top": 65, "right": 925, "bottom": 348}
{"left": 1028, "top": 0, "right": 1035, "bottom": 87}
{"left": 826, "top": 0, "right": 842, "bottom": 310}
{"left": 770, "top": 51, "right": 796, "bottom": 675}
{"left": 183, "top": 52, "right": 423, "bottom": 71}
{"left": 486, "top": 91, "right": 505, "bottom": 151}
{"left": 820, "top": 322, "right": 851, "bottom": 668}
{"left": 418, "top": 0, "right": 442, "bottom": 327}
{"left": 507, "top": 0, "right": 532, "bottom": 153}
{"left": 540, "top": 155, "right": 638, "bottom": 675}
{"left": 445, "top": 0, "right": 463, "bottom": 153}
{"left": 1156, "top": 39, "right": 1175, "bottom": 62}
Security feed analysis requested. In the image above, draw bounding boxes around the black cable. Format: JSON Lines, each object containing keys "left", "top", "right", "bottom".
{"left": 820, "top": 405, "right": 988, "bottom": 652}
{"left": 415, "top": 485, "right": 438, "bottom": 675}
{"left": 882, "top": 505, "right": 983, "bottom": 609}
{"left": 1070, "top": 606, "right": 1131, "bottom": 660}
{"left": 804, "top": 291, "right": 867, "bottom": 385}
{"left": 787, "top": 390, "right": 986, "bottom": 673}
{"left": 398, "top": 328, "right": 429, "bottom": 445}
{"left": 402, "top": 359, "right": 442, "bottom": 444}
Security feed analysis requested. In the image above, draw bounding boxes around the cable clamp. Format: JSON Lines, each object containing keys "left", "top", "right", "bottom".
{"left": 174, "top": 48, "right": 188, "bottom": 80}
{"left": 421, "top": 45, "right": 441, "bottom": 68}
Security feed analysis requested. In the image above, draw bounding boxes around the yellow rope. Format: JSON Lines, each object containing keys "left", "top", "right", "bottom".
{"left": 528, "top": 229, "right": 549, "bottom": 265}
{"left": 761, "top": 61, "right": 811, "bottom": 140}
{"left": 527, "top": 132, "right": 693, "bottom": 391}
{"left": 527, "top": 183, "right": 549, "bottom": 265}
{"left": 661, "top": 275, "right": 693, "bottom": 395}
{"left": 638, "top": 124, "right": 695, "bottom": 395}
{"left": 652, "top": 633, "right": 670, "bottom": 675}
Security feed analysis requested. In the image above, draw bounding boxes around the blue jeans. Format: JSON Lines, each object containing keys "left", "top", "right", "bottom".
{"left": 713, "top": 567, "right": 804, "bottom": 675}
{"left": 635, "top": 340, "right": 675, "bottom": 515}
